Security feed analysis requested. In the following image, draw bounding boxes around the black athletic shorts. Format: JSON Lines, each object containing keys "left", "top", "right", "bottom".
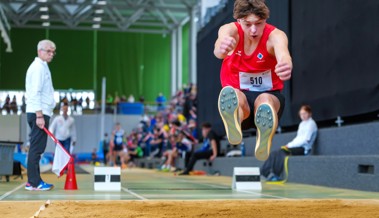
{"left": 241, "top": 90, "right": 285, "bottom": 130}
{"left": 114, "top": 144, "right": 123, "bottom": 151}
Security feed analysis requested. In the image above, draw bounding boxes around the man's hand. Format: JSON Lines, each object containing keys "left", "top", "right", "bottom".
{"left": 275, "top": 61, "right": 292, "bottom": 81}
{"left": 36, "top": 117, "right": 45, "bottom": 129}
{"left": 217, "top": 36, "right": 237, "bottom": 57}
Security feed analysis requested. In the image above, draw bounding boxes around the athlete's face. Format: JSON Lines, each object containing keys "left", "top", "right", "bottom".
{"left": 299, "top": 109, "right": 311, "bottom": 121}
{"left": 238, "top": 14, "right": 266, "bottom": 40}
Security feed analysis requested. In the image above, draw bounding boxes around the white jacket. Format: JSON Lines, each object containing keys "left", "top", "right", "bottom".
{"left": 25, "top": 57, "right": 56, "bottom": 116}
{"left": 49, "top": 115, "right": 77, "bottom": 141}
{"left": 287, "top": 118, "right": 318, "bottom": 153}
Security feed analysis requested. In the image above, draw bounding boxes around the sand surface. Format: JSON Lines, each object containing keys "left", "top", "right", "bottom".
{"left": 3, "top": 199, "right": 379, "bottom": 218}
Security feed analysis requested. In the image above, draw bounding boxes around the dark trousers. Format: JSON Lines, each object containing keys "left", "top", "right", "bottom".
{"left": 260, "top": 147, "right": 305, "bottom": 178}
{"left": 59, "top": 138, "right": 71, "bottom": 154}
{"left": 27, "top": 113, "right": 50, "bottom": 187}
{"left": 184, "top": 151, "right": 192, "bottom": 168}
{"left": 103, "top": 149, "right": 109, "bottom": 165}
{"left": 184, "top": 150, "right": 213, "bottom": 173}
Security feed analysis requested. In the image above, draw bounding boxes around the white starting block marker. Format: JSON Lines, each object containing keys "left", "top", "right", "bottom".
{"left": 232, "top": 167, "right": 261, "bottom": 191}
{"left": 94, "top": 167, "right": 121, "bottom": 191}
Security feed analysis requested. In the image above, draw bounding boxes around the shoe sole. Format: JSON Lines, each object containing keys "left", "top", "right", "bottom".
{"left": 254, "top": 103, "right": 278, "bottom": 161}
{"left": 25, "top": 185, "right": 54, "bottom": 191}
{"left": 218, "top": 86, "right": 242, "bottom": 145}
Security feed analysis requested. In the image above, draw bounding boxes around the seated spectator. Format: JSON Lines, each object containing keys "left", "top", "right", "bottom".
{"left": 261, "top": 105, "right": 318, "bottom": 181}
{"left": 160, "top": 135, "right": 177, "bottom": 171}
{"left": 91, "top": 148, "right": 98, "bottom": 165}
{"left": 139, "top": 96, "right": 145, "bottom": 104}
{"left": 125, "top": 139, "right": 143, "bottom": 167}
{"left": 3, "top": 94, "right": 11, "bottom": 114}
{"left": 21, "top": 95, "right": 26, "bottom": 113}
{"left": 106, "top": 94, "right": 113, "bottom": 105}
{"left": 144, "top": 127, "right": 165, "bottom": 158}
{"left": 10, "top": 95, "right": 18, "bottom": 114}
{"left": 179, "top": 122, "right": 220, "bottom": 175}
{"left": 120, "top": 95, "right": 127, "bottom": 102}
{"left": 127, "top": 94, "right": 135, "bottom": 103}
{"left": 156, "top": 92, "right": 166, "bottom": 111}
{"left": 162, "top": 133, "right": 192, "bottom": 172}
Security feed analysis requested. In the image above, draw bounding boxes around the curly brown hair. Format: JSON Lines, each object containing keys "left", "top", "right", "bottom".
{"left": 233, "top": 0, "right": 270, "bottom": 20}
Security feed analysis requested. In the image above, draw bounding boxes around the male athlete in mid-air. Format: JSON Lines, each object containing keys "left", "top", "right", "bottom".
{"left": 214, "top": 0, "right": 292, "bottom": 161}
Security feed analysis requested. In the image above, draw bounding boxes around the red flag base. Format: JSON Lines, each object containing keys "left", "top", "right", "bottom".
{"left": 64, "top": 158, "right": 78, "bottom": 190}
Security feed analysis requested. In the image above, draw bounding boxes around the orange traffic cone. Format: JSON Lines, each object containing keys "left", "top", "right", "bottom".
{"left": 64, "top": 158, "right": 78, "bottom": 190}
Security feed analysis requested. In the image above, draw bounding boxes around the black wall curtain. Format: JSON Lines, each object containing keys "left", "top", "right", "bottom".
{"left": 290, "top": 0, "right": 379, "bottom": 121}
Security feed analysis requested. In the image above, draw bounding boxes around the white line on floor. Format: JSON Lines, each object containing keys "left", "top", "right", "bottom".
{"left": 237, "top": 190, "right": 289, "bottom": 199}
{"left": 154, "top": 175, "right": 289, "bottom": 200}
{"left": 0, "top": 182, "right": 26, "bottom": 201}
{"left": 121, "top": 187, "right": 147, "bottom": 200}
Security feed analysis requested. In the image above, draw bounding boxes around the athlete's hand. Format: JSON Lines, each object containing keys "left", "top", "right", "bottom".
{"left": 275, "top": 61, "right": 292, "bottom": 81}
{"left": 218, "top": 36, "right": 236, "bottom": 56}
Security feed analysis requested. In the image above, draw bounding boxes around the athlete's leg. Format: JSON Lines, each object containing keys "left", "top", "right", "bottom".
{"left": 218, "top": 86, "right": 251, "bottom": 145}
{"left": 254, "top": 93, "right": 281, "bottom": 161}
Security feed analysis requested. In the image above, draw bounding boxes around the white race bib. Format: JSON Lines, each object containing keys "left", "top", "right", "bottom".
{"left": 239, "top": 70, "right": 273, "bottom": 92}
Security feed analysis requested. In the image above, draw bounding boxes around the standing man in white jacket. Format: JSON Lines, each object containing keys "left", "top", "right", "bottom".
{"left": 49, "top": 102, "right": 77, "bottom": 154}
{"left": 25, "top": 39, "right": 56, "bottom": 191}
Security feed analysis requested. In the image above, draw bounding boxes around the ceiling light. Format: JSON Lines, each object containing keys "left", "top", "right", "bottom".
{"left": 40, "top": 14, "right": 49, "bottom": 20}
{"left": 92, "top": 24, "right": 100, "bottom": 29}
{"left": 42, "top": 22, "right": 50, "bottom": 27}
{"left": 39, "top": 7, "right": 49, "bottom": 12}
{"left": 95, "top": 9, "right": 104, "bottom": 14}
{"left": 93, "top": 17, "right": 102, "bottom": 22}
{"left": 97, "top": 1, "right": 107, "bottom": 5}
{"left": 37, "top": 0, "right": 48, "bottom": 2}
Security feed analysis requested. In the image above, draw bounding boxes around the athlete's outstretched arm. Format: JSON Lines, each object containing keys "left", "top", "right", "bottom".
{"left": 270, "top": 30, "right": 292, "bottom": 81}
{"left": 214, "top": 23, "right": 238, "bottom": 59}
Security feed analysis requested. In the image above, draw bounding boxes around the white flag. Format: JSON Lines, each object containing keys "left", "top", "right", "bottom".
{"left": 43, "top": 127, "right": 71, "bottom": 177}
{"left": 52, "top": 144, "right": 71, "bottom": 177}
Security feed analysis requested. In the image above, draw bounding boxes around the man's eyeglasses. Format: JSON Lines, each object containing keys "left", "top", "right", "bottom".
{"left": 41, "top": 49, "right": 56, "bottom": 55}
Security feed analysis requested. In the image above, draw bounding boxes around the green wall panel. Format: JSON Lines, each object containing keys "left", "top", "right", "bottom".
{"left": 0, "top": 26, "right": 188, "bottom": 102}
{"left": 48, "top": 29, "right": 94, "bottom": 90}
{"left": 0, "top": 28, "right": 45, "bottom": 90}
{"left": 97, "top": 32, "right": 170, "bottom": 102}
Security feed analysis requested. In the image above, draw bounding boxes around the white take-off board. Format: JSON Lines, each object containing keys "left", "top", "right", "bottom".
{"left": 232, "top": 167, "right": 262, "bottom": 191}
{"left": 94, "top": 167, "right": 121, "bottom": 191}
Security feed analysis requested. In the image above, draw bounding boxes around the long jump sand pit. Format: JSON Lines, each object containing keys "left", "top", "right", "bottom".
{"left": 3, "top": 199, "right": 379, "bottom": 218}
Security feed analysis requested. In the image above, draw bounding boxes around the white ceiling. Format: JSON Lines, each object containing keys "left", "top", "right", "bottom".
{"left": 0, "top": 0, "right": 200, "bottom": 34}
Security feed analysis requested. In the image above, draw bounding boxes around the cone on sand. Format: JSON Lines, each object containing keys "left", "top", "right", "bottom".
{"left": 64, "top": 158, "right": 78, "bottom": 190}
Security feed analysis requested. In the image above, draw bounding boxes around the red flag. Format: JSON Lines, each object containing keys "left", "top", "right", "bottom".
{"left": 43, "top": 127, "right": 72, "bottom": 177}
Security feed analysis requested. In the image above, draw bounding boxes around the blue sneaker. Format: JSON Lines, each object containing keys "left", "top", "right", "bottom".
{"left": 25, "top": 181, "right": 54, "bottom": 191}
{"left": 267, "top": 175, "right": 282, "bottom": 182}
{"left": 37, "top": 181, "right": 54, "bottom": 191}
